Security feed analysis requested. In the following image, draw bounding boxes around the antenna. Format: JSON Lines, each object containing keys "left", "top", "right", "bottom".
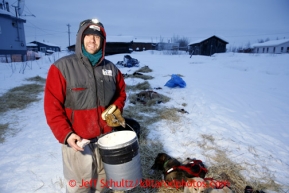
{"left": 67, "top": 24, "right": 71, "bottom": 46}
{"left": 17, "top": 0, "right": 25, "bottom": 16}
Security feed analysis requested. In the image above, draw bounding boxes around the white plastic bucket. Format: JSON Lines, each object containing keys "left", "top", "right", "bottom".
{"left": 98, "top": 131, "right": 142, "bottom": 190}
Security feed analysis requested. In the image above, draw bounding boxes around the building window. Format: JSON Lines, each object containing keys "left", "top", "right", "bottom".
{"left": 263, "top": 48, "right": 265, "bottom": 53}
{"left": 273, "top": 47, "right": 275, "bottom": 53}
{"left": 40, "top": 47, "right": 46, "bottom": 52}
{"left": 287, "top": 47, "right": 289, "bottom": 53}
{"left": 12, "top": 21, "right": 18, "bottom": 27}
{"left": 267, "top": 47, "right": 269, "bottom": 52}
{"left": 281, "top": 47, "right": 284, "bottom": 52}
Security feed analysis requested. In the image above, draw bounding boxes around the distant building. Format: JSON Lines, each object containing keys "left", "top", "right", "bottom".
{"left": 105, "top": 36, "right": 133, "bottom": 55}
{"left": 252, "top": 39, "right": 289, "bottom": 54}
{"left": 0, "top": 3, "right": 26, "bottom": 62}
{"left": 66, "top": 44, "right": 75, "bottom": 52}
{"left": 28, "top": 41, "right": 61, "bottom": 53}
{"left": 132, "top": 38, "right": 156, "bottom": 51}
{"left": 189, "top": 35, "right": 228, "bottom": 56}
{"left": 67, "top": 36, "right": 133, "bottom": 55}
{"left": 26, "top": 43, "right": 38, "bottom": 52}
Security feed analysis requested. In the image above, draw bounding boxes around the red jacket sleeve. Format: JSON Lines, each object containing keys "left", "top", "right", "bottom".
{"left": 112, "top": 69, "right": 127, "bottom": 111}
{"left": 44, "top": 64, "right": 72, "bottom": 144}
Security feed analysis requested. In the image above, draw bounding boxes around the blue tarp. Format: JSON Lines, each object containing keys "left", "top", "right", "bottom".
{"left": 164, "top": 74, "right": 186, "bottom": 88}
{"left": 123, "top": 55, "right": 140, "bottom": 67}
{"left": 116, "top": 55, "right": 140, "bottom": 68}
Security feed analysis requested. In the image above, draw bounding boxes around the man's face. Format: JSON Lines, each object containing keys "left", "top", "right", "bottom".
{"left": 83, "top": 34, "right": 101, "bottom": 54}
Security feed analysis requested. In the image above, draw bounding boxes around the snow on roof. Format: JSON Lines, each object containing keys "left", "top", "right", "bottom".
{"left": 189, "top": 35, "right": 228, "bottom": 45}
{"left": 106, "top": 36, "right": 134, "bottom": 43}
{"left": 106, "top": 36, "right": 157, "bottom": 43}
{"left": 0, "top": 8, "right": 14, "bottom": 16}
{"left": 189, "top": 38, "right": 207, "bottom": 45}
{"left": 0, "top": 11, "right": 26, "bottom": 22}
{"left": 30, "top": 41, "right": 60, "bottom": 47}
{"left": 26, "top": 43, "right": 38, "bottom": 47}
{"left": 42, "top": 42, "right": 60, "bottom": 47}
{"left": 252, "top": 39, "right": 289, "bottom": 47}
{"left": 133, "top": 37, "right": 157, "bottom": 43}
{"left": 0, "top": 8, "right": 25, "bottom": 21}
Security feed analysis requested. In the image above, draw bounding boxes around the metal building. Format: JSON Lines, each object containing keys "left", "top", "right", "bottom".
{"left": 0, "top": 1, "right": 27, "bottom": 62}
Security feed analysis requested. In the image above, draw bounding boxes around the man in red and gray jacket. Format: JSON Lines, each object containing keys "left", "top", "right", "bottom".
{"left": 44, "top": 18, "right": 126, "bottom": 193}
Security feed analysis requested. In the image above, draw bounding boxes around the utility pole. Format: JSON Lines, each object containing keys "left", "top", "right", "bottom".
{"left": 67, "top": 24, "right": 71, "bottom": 46}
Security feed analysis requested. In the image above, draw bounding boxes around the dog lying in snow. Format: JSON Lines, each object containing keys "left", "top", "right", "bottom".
{"left": 181, "top": 157, "right": 208, "bottom": 178}
{"left": 151, "top": 153, "right": 185, "bottom": 188}
{"left": 151, "top": 153, "right": 208, "bottom": 189}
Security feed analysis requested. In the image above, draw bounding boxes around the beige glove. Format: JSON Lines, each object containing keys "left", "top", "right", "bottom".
{"left": 101, "top": 104, "right": 125, "bottom": 127}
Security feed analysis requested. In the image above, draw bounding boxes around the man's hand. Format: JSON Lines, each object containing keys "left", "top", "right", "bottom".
{"left": 102, "top": 104, "right": 125, "bottom": 127}
{"left": 66, "top": 133, "right": 84, "bottom": 151}
{"left": 101, "top": 104, "right": 117, "bottom": 120}
{"left": 106, "top": 108, "right": 125, "bottom": 127}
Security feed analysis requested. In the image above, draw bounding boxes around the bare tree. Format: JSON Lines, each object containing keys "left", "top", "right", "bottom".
{"left": 257, "top": 39, "right": 264, "bottom": 43}
{"left": 245, "top": 41, "right": 251, "bottom": 49}
{"left": 171, "top": 35, "right": 190, "bottom": 51}
{"left": 157, "top": 36, "right": 165, "bottom": 50}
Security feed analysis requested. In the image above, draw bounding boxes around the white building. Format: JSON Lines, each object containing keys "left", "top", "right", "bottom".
{"left": 252, "top": 39, "right": 289, "bottom": 54}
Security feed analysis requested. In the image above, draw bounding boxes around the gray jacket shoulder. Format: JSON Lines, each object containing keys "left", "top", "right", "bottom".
{"left": 54, "top": 53, "right": 78, "bottom": 68}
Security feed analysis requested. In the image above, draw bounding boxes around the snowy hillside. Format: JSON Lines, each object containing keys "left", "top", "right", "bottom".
{"left": 0, "top": 51, "right": 288, "bottom": 193}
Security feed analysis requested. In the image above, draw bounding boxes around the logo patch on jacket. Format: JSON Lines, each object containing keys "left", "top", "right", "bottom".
{"left": 102, "top": 69, "right": 112, "bottom": 76}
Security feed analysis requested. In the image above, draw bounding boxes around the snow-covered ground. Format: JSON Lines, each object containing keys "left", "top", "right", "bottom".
{"left": 0, "top": 51, "right": 288, "bottom": 192}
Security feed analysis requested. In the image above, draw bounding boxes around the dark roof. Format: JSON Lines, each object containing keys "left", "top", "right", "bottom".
{"left": 189, "top": 35, "right": 228, "bottom": 45}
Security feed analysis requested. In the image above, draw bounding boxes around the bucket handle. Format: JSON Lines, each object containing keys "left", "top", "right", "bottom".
{"left": 125, "top": 122, "right": 137, "bottom": 134}
{"left": 96, "top": 122, "right": 137, "bottom": 143}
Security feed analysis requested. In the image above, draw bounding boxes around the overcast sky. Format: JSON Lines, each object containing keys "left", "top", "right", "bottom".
{"left": 7, "top": 0, "right": 289, "bottom": 49}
